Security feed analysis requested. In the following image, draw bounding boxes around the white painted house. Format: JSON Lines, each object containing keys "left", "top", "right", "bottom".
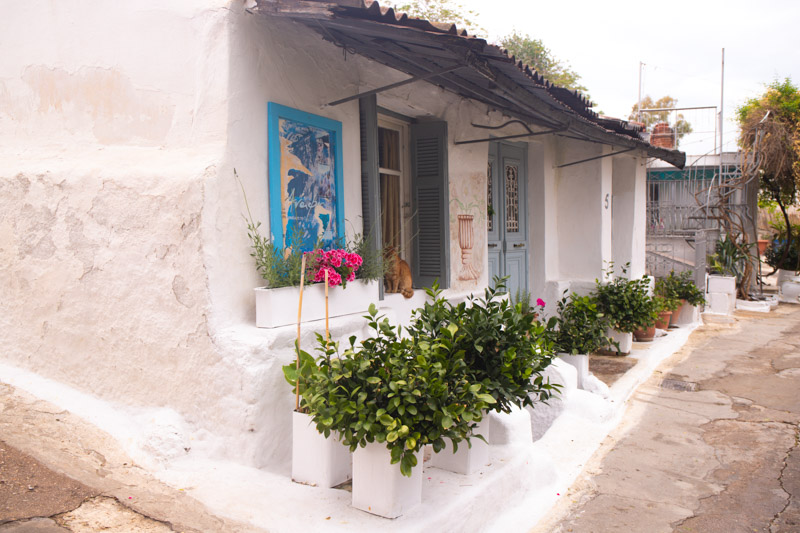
{"left": 0, "top": 0, "right": 684, "bottom": 474}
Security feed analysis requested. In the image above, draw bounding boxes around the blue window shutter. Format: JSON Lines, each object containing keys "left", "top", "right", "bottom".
{"left": 411, "top": 121, "right": 449, "bottom": 289}
{"left": 359, "top": 95, "right": 384, "bottom": 299}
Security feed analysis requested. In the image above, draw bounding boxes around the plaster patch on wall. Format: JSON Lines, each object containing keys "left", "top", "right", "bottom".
{"left": 21, "top": 66, "right": 175, "bottom": 145}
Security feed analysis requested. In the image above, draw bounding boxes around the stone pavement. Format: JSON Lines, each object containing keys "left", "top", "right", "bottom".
{"left": 535, "top": 304, "right": 800, "bottom": 533}
{"left": 0, "top": 383, "right": 263, "bottom": 533}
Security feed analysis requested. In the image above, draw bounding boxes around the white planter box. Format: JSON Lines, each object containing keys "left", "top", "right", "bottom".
{"left": 706, "top": 292, "right": 735, "bottom": 315}
{"left": 292, "top": 411, "right": 352, "bottom": 488}
{"left": 671, "top": 301, "right": 699, "bottom": 326}
{"left": 707, "top": 275, "right": 736, "bottom": 295}
{"left": 558, "top": 352, "right": 589, "bottom": 388}
{"left": 429, "top": 417, "right": 490, "bottom": 475}
{"left": 255, "top": 280, "right": 379, "bottom": 328}
{"left": 778, "top": 269, "right": 800, "bottom": 303}
{"left": 606, "top": 329, "right": 632, "bottom": 355}
{"left": 352, "top": 442, "right": 423, "bottom": 518}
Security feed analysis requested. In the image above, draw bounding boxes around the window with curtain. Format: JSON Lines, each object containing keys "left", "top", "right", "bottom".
{"left": 379, "top": 126, "right": 402, "bottom": 252}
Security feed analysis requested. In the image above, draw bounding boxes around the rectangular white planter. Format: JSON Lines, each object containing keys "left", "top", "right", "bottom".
{"left": 606, "top": 329, "right": 632, "bottom": 355}
{"left": 255, "top": 280, "right": 379, "bottom": 328}
{"left": 429, "top": 417, "right": 490, "bottom": 475}
{"left": 707, "top": 275, "right": 736, "bottom": 294}
{"left": 292, "top": 411, "right": 352, "bottom": 488}
{"left": 352, "top": 442, "right": 423, "bottom": 518}
{"left": 671, "top": 301, "right": 699, "bottom": 326}
{"left": 706, "top": 292, "right": 735, "bottom": 315}
{"left": 558, "top": 353, "right": 589, "bottom": 388}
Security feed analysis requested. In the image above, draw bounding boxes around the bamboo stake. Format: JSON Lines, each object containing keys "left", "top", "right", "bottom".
{"left": 295, "top": 254, "right": 306, "bottom": 412}
{"left": 324, "top": 269, "right": 330, "bottom": 348}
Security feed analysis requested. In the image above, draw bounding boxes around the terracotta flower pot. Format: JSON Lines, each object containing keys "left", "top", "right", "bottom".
{"left": 655, "top": 310, "right": 672, "bottom": 330}
{"left": 757, "top": 239, "right": 769, "bottom": 256}
{"left": 633, "top": 325, "right": 656, "bottom": 342}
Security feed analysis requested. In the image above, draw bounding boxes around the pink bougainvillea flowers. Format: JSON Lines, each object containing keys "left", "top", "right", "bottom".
{"left": 305, "top": 248, "right": 362, "bottom": 288}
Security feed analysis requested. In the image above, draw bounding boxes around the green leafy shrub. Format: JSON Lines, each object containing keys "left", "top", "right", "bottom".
{"left": 707, "top": 234, "right": 754, "bottom": 283}
{"left": 284, "top": 305, "right": 495, "bottom": 477}
{"left": 655, "top": 270, "right": 705, "bottom": 307}
{"left": 407, "top": 278, "right": 560, "bottom": 413}
{"left": 550, "top": 292, "right": 612, "bottom": 355}
{"left": 593, "top": 266, "right": 659, "bottom": 333}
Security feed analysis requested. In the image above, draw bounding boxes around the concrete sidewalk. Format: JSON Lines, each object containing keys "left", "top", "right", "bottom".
{"left": 535, "top": 304, "right": 800, "bottom": 533}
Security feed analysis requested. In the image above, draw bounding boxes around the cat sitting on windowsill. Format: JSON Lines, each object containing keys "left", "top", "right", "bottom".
{"left": 384, "top": 247, "right": 413, "bottom": 299}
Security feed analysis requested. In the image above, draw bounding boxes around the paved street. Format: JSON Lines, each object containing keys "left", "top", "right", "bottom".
{"left": 536, "top": 305, "right": 800, "bottom": 533}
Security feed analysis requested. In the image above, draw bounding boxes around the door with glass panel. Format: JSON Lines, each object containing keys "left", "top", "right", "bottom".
{"left": 487, "top": 141, "right": 528, "bottom": 298}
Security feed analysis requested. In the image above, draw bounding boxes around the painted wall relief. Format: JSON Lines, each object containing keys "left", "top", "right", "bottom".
{"left": 449, "top": 170, "right": 487, "bottom": 288}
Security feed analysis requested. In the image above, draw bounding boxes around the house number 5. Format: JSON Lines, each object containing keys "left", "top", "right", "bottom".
{"left": 604, "top": 193, "right": 610, "bottom": 210}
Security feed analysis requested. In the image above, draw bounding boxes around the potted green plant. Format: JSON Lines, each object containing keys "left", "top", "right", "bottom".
{"left": 285, "top": 304, "right": 495, "bottom": 518}
{"left": 657, "top": 271, "right": 705, "bottom": 326}
{"left": 653, "top": 294, "right": 679, "bottom": 330}
{"left": 550, "top": 292, "right": 613, "bottom": 386}
{"left": 238, "top": 170, "right": 386, "bottom": 328}
{"left": 592, "top": 265, "right": 659, "bottom": 354}
{"left": 406, "top": 278, "right": 559, "bottom": 474}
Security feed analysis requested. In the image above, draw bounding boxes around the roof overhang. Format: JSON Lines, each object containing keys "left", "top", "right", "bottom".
{"left": 253, "top": 0, "right": 686, "bottom": 169}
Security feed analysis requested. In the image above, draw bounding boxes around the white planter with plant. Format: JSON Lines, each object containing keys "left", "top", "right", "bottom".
{"left": 551, "top": 292, "right": 611, "bottom": 388}
{"left": 411, "top": 279, "right": 560, "bottom": 476}
{"left": 593, "top": 266, "right": 659, "bottom": 356}
{"left": 256, "top": 280, "right": 378, "bottom": 328}
{"left": 285, "top": 304, "right": 498, "bottom": 518}
{"left": 291, "top": 411, "right": 351, "bottom": 487}
{"left": 429, "top": 416, "right": 490, "bottom": 475}
{"left": 241, "top": 184, "right": 386, "bottom": 328}
{"left": 352, "top": 442, "right": 423, "bottom": 518}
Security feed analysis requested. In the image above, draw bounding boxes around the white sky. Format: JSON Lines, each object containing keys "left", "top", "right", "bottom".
{"left": 451, "top": 0, "right": 800, "bottom": 156}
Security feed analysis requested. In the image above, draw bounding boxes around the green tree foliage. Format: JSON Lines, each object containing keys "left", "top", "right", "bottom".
{"left": 391, "top": 0, "right": 485, "bottom": 36}
{"left": 500, "top": 32, "right": 588, "bottom": 94}
{"left": 737, "top": 78, "right": 800, "bottom": 271}
{"left": 737, "top": 78, "right": 800, "bottom": 205}
{"left": 629, "top": 95, "right": 693, "bottom": 143}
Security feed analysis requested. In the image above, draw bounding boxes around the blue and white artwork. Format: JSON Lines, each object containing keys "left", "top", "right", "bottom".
{"left": 268, "top": 103, "right": 344, "bottom": 252}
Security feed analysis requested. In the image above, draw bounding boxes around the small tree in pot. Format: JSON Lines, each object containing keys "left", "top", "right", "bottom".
{"left": 405, "top": 278, "right": 560, "bottom": 473}
{"left": 285, "top": 305, "right": 495, "bottom": 516}
{"left": 548, "top": 292, "right": 613, "bottom": 387}
{"left": 593, "top": 265, "right": 659, "bottom": 351}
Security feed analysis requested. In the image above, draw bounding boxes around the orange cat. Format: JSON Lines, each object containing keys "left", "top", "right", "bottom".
{"left": 384, "top": 247, "right": 413, "bottom": 299}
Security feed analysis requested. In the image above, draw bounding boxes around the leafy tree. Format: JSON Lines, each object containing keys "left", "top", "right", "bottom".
{"left": 737, "top": 78, "right": 800, "bottom": 271}
{"left": 391, "top": 0, "right": 485, "bottom": 36}
{"left": 500, "top": 32, "right": 588, "bottom": 94}
{"left": 629, "top": 95, "right": 693, "bottom": 144}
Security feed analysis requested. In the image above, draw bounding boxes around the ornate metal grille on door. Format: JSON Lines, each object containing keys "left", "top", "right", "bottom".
{"left": 505, "top": 164, "right": 519, "bottom": 232}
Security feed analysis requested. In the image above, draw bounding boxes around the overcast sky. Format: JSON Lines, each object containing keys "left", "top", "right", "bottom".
{"left": 453, "top": 0, "right": 800, "bottom": 156}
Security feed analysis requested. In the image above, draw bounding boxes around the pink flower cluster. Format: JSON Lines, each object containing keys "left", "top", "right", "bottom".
{"left": 305, "top": 249, "right": 363, "bottom": 288}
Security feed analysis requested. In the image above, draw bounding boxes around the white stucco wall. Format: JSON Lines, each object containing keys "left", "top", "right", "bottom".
{"left": 555, "top": 139, "right": 613, "bottom": 286}
{"left": 611, "top": 154, "right": 648, "bottom": 279}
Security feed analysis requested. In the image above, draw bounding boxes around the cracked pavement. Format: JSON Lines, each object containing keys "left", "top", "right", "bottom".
{"left": 536, "top": 304, "right": 800, "bottom": 533}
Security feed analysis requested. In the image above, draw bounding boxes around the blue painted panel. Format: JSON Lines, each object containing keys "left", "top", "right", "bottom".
{"left": 267, "top": 102, "right": 345, "bottom": 251}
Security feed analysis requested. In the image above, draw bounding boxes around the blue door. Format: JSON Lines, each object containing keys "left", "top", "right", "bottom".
{"left": 487, "top": 141, "right": 528, "bottom": 298}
